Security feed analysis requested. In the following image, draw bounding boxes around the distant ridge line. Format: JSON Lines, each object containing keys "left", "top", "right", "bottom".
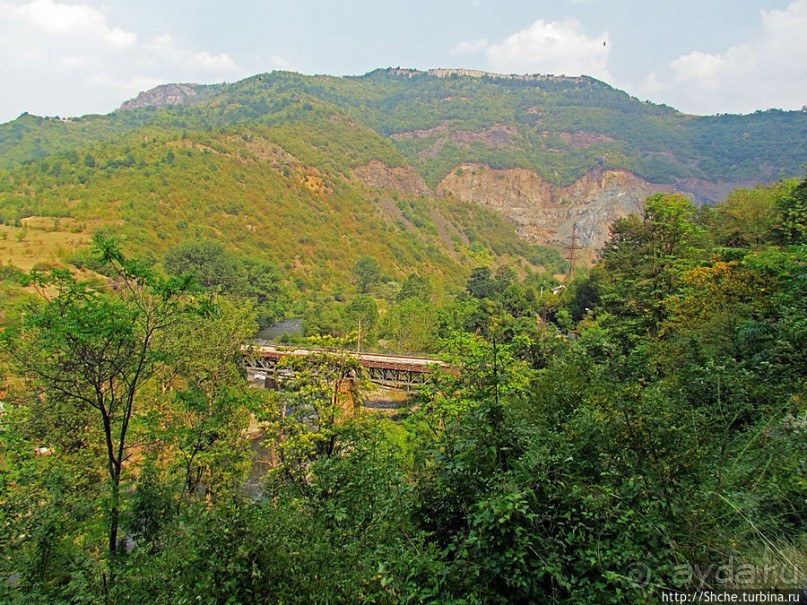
{"left": 382, "top": 67, "right": 593, "bottom": 84}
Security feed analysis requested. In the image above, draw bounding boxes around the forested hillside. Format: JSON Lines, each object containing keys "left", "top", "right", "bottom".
{"left": 1, "top": 69, "right": 804, "bottom": 260}
{"left": 0, "top": 67, "right": 805, "bottom": 602}
{"left": 2, "top": 70, "right": 805, "bottom": 191}
{"left": 0, "top": 178, "right": 804, "bottom": 602}
{"left": 0, "top": 111, "right": 565, "bottom": 327}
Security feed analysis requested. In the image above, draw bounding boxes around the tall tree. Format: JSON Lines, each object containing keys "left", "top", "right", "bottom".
{"left": 397, "top": 273, "right": 432, "bottom": 304}
{"left": 343, "top": 294, "right": 379, "bottom": 351}
{"left": 3, "top": 236, "right": 197, "bottom": 575}
{"left": 597, "top": 193, "right": 707, "bottom": 341}
{"left": 381, "top": 297, "right": 438, "bottom": 354}
{"left": 466, "top": 266, "right": 497, "bottom": 300}
{"left": 163, "top": 239, "right": 244, "bottom": 292}
{"left": 351, "top": 256, "right": 381, "bottom": 294}
{"left": 771, "top": 177, "right": 807, "bottom": 245}
{"left": 272, "top": 351, "right": 364, "bottom": 484}
{"left": 713, "top": 183, "right": 779, "bottom": 247}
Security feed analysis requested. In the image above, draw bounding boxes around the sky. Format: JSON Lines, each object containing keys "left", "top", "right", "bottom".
{"left": 0, "top": 0, "right": 805, "bottom": 124}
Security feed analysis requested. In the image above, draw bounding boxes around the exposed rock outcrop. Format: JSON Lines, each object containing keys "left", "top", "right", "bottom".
{"left": 438, "top": 164, "right": 674, "bottom": 249}
{"left": 355, "top": 161, "right": 761, "bottom": 251}
{"left": 118, "top": 84, "right": 203, "bottom": 112}
{"left": 553, "top": 170, "right": 674, "bottom": 248}
{"left": 352, "top": 161, "right": 433, "bottom": 197}
{"left": 354, "top": 160, "right": 679, "bottom": 250}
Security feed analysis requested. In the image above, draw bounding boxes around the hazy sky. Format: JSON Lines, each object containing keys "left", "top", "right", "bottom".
{"left": 0, "top": 0, "right": 805, "bottom": 123}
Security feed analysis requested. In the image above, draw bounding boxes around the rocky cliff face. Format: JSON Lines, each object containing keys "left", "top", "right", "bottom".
{"left": 437, "top": 164, "right": 674, "bottom": 249}
{"left": 118, "top": 83, "right": 204, "bottom": 111}
{"left": 353, "top": 159, "right": 674, "bottom": 250}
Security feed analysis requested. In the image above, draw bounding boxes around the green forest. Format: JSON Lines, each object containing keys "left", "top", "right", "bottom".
{"left": 0, "top": 106, "right": 567, "bottom": 304}
{"left": 0, "top": 177, "right": 805, "bottom": 602}
{"left": 2, "top": 70, "right": 805, "bottom": 195}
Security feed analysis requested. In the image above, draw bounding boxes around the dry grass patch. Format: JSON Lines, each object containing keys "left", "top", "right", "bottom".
{"left": 0, "top": 221, "right": 91, "bottom": 273}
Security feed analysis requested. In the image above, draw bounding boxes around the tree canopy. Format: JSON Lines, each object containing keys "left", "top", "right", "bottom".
{"left": 1, "top": 180, "right": 804, "bottom": 603}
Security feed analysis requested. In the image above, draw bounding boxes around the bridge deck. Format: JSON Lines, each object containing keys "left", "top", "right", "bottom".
{"left": 244, "top": 344, "right": 446, "bottom": 390}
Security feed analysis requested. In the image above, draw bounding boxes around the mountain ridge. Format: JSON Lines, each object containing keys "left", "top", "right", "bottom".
{"left": 0, "top": 68, "right": 804, "bottom": 258}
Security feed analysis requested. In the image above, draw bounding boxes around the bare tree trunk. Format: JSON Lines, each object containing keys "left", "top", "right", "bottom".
{"left": 108, "top": 467, "right": 121, "bottom": 588}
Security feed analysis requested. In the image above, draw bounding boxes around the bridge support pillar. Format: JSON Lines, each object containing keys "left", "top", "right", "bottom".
{"left": 337, "top": 377, "right": 359, "bottom": 418}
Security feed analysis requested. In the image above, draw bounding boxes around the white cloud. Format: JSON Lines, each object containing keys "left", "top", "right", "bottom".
{"left": 473, "top": 19, "right": 611, "bottom": 80}
{"left": 144, "top": 34, "right": 243, "bottom": 75}
{"left": 192, "top": 50, "right": 240, "bottom": 72}
{"left": 0, "top": 0, "right": 248, "bottom": 121}
{"left": 2, "top": 0, "right": 136, "bottom": 47}
{"left": 635, "top": 0, "right": 807, "bottom": 114}
{"left": 671, "top": 51, "right": 726, "bottom": 83}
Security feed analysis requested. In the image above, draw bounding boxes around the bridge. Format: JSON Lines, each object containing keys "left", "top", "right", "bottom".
{"left": 243, "top": 344, "right": 446, "bottom": 390}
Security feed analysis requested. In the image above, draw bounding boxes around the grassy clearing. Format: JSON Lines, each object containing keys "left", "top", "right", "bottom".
{"left": 0, "top": 218, "right": 90, "bottom": 272}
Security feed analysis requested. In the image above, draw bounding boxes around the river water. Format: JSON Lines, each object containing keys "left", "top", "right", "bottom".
{"left": 254, "top": 318, "right": 303, "bottom": 342}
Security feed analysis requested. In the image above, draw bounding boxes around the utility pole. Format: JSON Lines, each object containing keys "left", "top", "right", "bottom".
{"left": 565, "top": 223, "right": 578, "bottom": 281}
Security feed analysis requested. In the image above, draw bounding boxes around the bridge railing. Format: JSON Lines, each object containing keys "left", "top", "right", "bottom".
{"left": 242, "top": 342, "right": 448, "bottom": 390}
